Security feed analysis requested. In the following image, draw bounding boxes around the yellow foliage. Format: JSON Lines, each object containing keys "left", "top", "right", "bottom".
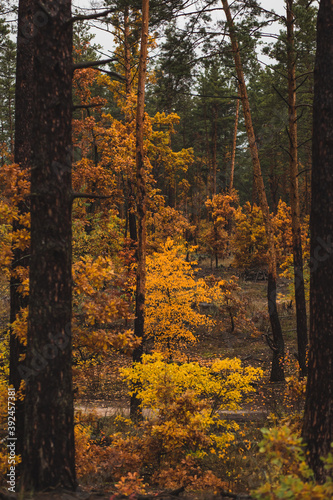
{"left": 114, "top": 354, "right": 262, "bottom": 487}
{"left": 232, "top": 202, "right": 268, "bottom": 269}
{"left": 145, "top": 240, "right": 215, "bottom": 355}
{"left": 122, "top": 353, "right": 263, "bottom": 414}
{"left": 11, "top": 307, "right": 28, "bottom": 347}
{"left": 149, "top": 111, "right": 194, "bottom": 191}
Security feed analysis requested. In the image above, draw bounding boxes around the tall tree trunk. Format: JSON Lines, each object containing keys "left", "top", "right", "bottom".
{"left": 229, "top": 89, "right": 240, "bottom": 192}
{"left": 123, "top": 5, "right": 138, "bottom": 245}
{"left": 204, "top": 99, "right": 211, "bottom": 198}
{"left": 221, "top": 0, "right": 284, "bottom": 381}
{"left": 211, "top": 104, "right": 218, "bottom": 196}
{"left": 302, "top": 0, "right": 333, "bottom": 481}
{"left": 21, "top": 0, "right": 76, "bottom": 490}
{"left": 9, "top": 0, "right": 34, "bottom": 469}
{"left": 286, "top": 0, "right": 308, "bottom": 378}
{"left": 130, "top": 0, "right": 149, "bottom": 421}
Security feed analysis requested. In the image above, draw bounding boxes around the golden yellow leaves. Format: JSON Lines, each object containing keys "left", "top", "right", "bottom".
{"left": 145, "top": 240, "right": 213, "bottom": 355}
{"left": 232, "top": 202, "right": 268, "bottom": 269}
{"left": 116, "top": 353, "right": 262, "bottom": 489}
{"left": 11, "top": 307, "right": 28, "bottom": 347}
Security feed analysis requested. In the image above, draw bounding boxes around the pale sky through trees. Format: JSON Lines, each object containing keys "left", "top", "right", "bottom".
{"left": 76, "top": 0, "right": 287, "bottom": 65}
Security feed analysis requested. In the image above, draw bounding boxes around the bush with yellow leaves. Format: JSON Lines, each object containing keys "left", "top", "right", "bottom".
{"left": 117, "top": 353, "right": 263, "bottom": 489}
{"left": 75, "top": 355, "right": 262, "bottom": 491}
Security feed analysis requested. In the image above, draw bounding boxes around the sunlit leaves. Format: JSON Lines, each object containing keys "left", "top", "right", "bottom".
{"left": 145, "top": 239, "right": 214, "bottom": 355}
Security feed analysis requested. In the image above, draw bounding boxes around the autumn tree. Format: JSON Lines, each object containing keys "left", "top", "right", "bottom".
{"left": 130, "top": 0, "right": 149, "bottom": 420}
{"left": 302, "top": 0, "right": 333, "bottom": 481}
{"left": 21, "top": 0, "right": 76, "bottom": 490}
{"left": 221, "top": 0, "right": 285, "bottom": 381}
{"left": 144, "top": 240, "right": 214, "bottom": 357}
{"left": 204, "top": 189, "right": 238, "bottom": 268}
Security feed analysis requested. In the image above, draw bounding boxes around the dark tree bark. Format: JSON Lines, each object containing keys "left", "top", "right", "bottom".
{"left": 130, "top": 0, "right": 149, "bottom": 421}
{"left": 9, "top": 0, "right": 34, "bottom": 466}
{"left": 302, "top": 0, "right": 333, "bottom": 481}
{"left": 21, "top": 0, "right": 76, "bottom": 490}
{"left": 221, "top": 0, "right": 284, "bottom": 381}
{"left": 286, "top": 0, "right": 308, "bottom": 378}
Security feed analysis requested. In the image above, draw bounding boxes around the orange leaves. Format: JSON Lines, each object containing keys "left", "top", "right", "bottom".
{"left": 0, "top": 164, "right": 31, "bottom": 277}
{"left": 147, "top": 205, "right": 194, "bottom": 251}
{"left": 205, "top": 189, "right": 239, "bottom": 226}
{"left": 73, "top": 67, "right": 107, "bottom": 109}
{"left": 231, "top": 199, "right": 310, "bottom": 271}
{"left": 0, "top": 163, "right": 30, "bottom": 205}
{"left": 232, "top": 202, "right": 268, "bottom": 269}
{"left": 145, "top": 240, "right": 213, "bottom": 355}
{"left": 201, "top": 190, "right": 239, "bottom": 261}
{"left": 72, "top": 254, "right": 135, "bottom": 360}
{"left": 115, "top": 472, "right": 146, "bottom": 495}
{"left": 73, "top": 255, "right": 114, "bottom": 296}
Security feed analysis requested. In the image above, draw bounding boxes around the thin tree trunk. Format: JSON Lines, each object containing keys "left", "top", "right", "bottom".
{"left": 302, "top": 0, "right": 333, "bottom": 481}
{"left": 124, "top": 5, "right": 137, "bottom": 244}
{"left": 9, "top": 0, "right": 34, "bottom": 471}
{"left": 229, "top": 88, "right": 240, "bottom": 192}
{"left": 212, "top": 104, "right": 218, "bottom": 196}
{"left": 221, "top": 0, "right": 284, "bottom": 381}
{"left": 286, "top": 0, "right": 308, "bottom": 378}
{"left": 130, "top": 0, "right": 149, "bottom": 421}
{"left": 204, "top": 98, "right": 211, "bottom": 198}
{"left": 22, "top": 0, "right": 76, "bottom": 490}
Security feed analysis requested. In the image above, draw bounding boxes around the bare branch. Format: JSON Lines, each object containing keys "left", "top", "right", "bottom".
{"left": 272, "top": 84, "right": 289, "bottom": 106}
{"left": 72, "top": 192, "right": 113, "bottom": 201}
{"left": 263, "top": 333, "right": 278, "bottom": 352}
{"left": 297, "top": 167, "right": 311, "bottom": 177}
{"left": 94, "top": 68, "right": 125, "bottom": 81}
{"left": 73, "top": 103, "right": 104, "bottom": 110}
{"left": 73, "top": 58, "right": 117, "bottom": 70}
{"left": 69, "top": 8, "right": 117, "bottom": 24}
{"left": 296, "top": 76, "right": 309, "bottom": 92}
